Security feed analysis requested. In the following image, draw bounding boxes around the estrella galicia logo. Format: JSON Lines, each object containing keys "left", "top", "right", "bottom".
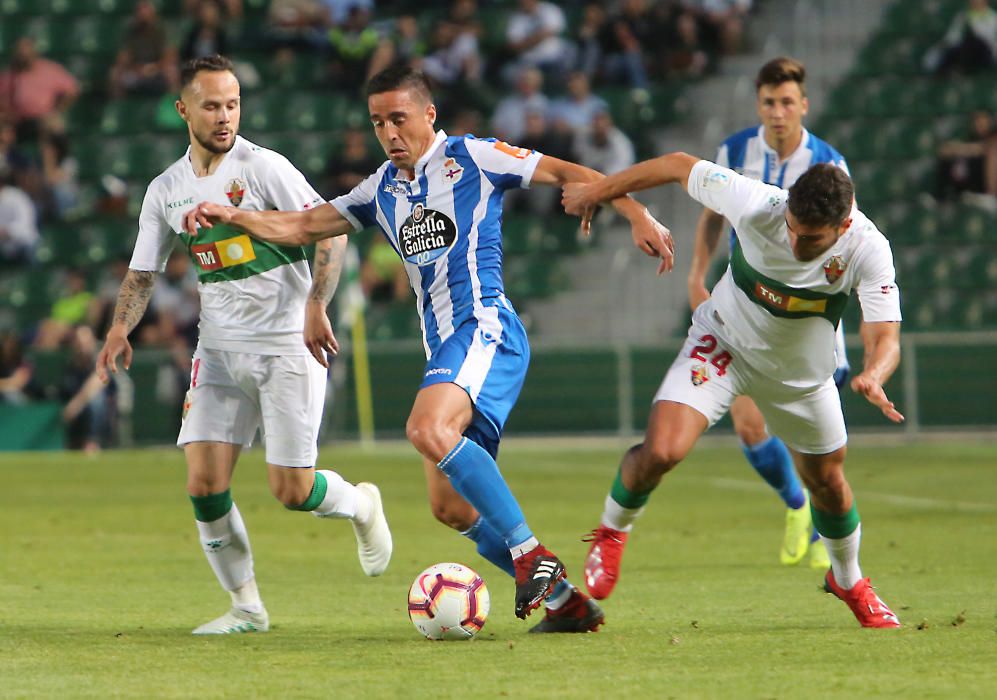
{"left": 399, "top": 203, "right": 457, "bottom": 266}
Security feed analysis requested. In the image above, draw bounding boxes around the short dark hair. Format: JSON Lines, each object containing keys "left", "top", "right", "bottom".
{"left": 180, "top": 54, "right": 236, "bottom": 92}
{"left": 365, "top": 65, "right": 433, "bottom": 103}
{"left": 755, "top": 56, "right": 806, "bottom": 94}
{"left": 787, "top": 164, "right": 854, "bottom": 229}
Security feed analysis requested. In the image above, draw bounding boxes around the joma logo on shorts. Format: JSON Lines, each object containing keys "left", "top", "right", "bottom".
{"left": 425, "top": 368, "right": 452, "bottom": 377}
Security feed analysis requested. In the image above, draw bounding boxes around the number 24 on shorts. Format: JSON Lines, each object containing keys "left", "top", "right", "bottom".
{"left": 690, "top": 334, "right": 733, "bottom": 377}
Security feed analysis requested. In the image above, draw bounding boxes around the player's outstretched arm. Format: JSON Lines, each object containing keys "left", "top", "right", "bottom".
{"left": 851, "top": 320, "right": 904, "bottom": 423}
{"left": 95, "top": 270, "right": 156, "bottom": 383}
{"left": 534, "top": 155, "right": 674, "bottom": 273}
{"left": 304, "top": 236, "right": 348, "bottom": 368}
{"left": 182, "top": 201, "right": 353, "bottom": 245}
{"left": 561, "top": 152, "right": 702, "bottom": 218}
{"left": 688, "top": 208, "right": 726, "bottom": 310}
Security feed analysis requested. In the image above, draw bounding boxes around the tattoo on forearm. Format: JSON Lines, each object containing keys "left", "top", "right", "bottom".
{"left": 112, "top": 270, "right": 156, "bottom": 332}
{"left": 309, "top": 241, "right": 345, "bottom": 305}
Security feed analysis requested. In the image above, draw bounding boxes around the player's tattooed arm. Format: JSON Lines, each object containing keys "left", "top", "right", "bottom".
{"left": 96, "top": 270, "right": 156, "bottom": 382}
{"left": 304, "top": 237, "right": 347, "bottom": 367}
{"left": 112, "top": 270, "right": 156, "bottom": 332}
{"left": 308, "top": 237, "right": 348, "bottom": 306}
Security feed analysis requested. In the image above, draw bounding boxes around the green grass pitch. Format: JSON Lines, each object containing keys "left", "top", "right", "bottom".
{"left": 2, "top": 440, "right": 995, "bottom": 699}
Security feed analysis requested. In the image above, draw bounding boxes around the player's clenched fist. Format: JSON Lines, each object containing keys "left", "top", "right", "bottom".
{"left": 561, "top": 182, "right": 596, "bottom": 217}
{"left": 183, "top": 201, "right": 234, "bottom": 235}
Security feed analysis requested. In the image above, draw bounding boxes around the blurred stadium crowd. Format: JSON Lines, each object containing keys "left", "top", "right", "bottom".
{"left": 1, "top": 0, "right": 995, "bottom": 450}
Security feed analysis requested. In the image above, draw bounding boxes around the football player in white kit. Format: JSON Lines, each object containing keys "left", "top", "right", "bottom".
{"left": 95, "top": 55, "right": 392, "bottom": 635}
{"left": 565, "top": 154, "right": 904, "bottom": 628}
{"left": 689, "top": 57, "right": 850, "bottom": 571}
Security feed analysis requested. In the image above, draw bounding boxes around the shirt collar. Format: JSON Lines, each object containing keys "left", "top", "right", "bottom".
{"left": 758, "top": 125, "right": 809, "bottom": 163}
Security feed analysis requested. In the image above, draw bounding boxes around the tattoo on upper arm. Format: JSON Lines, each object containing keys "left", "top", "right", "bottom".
{"left": 113, "top": 270, "right": 156, "bottom": 332}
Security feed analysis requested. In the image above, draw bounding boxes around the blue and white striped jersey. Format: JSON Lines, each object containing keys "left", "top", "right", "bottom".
{"left": 716, "top": 125, "right": 849, "bottom": 189}
{"left": 331, "top": 130, "right": 542, "bottom": 358}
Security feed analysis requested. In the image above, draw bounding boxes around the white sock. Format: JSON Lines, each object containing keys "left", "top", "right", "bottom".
{"left": 196, "top": 502, "right": 256, "bottom": 594}
{"left": 544, "top": 580, "right": 574, "bottom": 610}
{"left": 509, "top": 536, "right": 539, "bottom": 560}
{"left": 230, "top": 579, "right": 264, "bottom": 614}
{"left": 311, "top": 469, "right": 369, "bottom": 522}
{"left": 601, "top": 493, "right": 644, "bottom": 532}
{"left": 824, "top": 523, "right": 863, "bottom": 590}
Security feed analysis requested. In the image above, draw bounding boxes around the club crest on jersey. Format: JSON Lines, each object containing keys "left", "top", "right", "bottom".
{"left": 226, "top": 178, "right": 246, "bottom": 207}
{"left": 691, "top": 364, "right": 709, "bottom": 386}
{"left": 400, "top": 205, "right": 458, "bottom": 266}
{"left": 823, "top": 255, "right": 847, "bottom": 283}
{"left": 443, "top": 157, "right": 464, "bottom": 184}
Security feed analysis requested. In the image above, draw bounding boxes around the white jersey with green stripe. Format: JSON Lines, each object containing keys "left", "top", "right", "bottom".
{"left": 129, "top": 136, "right": 325, "bottom": 355}
{"left": 686, "top": 160, "right": 901, "bottom": 388}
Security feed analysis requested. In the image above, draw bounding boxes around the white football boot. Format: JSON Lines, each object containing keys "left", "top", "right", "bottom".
{"left": 192, "top": 607, "right": 269, "bottom": 635}
{"left": 352, "top": 483, "right": 392, "bottom": 576}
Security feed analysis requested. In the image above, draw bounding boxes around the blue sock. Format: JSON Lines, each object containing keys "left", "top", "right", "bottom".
{"left": 463, "top": 517, "right": 573, "bottom": 604}
{"left": 741, "top": 436, "right": 806, "bottom": 510}
{"left": 461, "top": 517, "right": 515, "bottom": 577}
{"left": 438, "top": 437, "right": 533, "bottom": 548}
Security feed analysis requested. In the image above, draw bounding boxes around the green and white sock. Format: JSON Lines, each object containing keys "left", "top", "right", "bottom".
{"left": 292, "top": 470, "right": 369, "bottom": 522}
{"left": 601, "top": 469, "right": 651, "bottom": 532}
{"left": 191, "top": 491, "right": 257, "bottom": 597}
{"left": 812, "top": 503, "right": 863, "bottom": 589}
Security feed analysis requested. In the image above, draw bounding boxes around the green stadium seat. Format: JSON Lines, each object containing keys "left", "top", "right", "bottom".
{"left": 48, "top": 0, "right": 129, "bottom": 15}
{"left": 99, "top": 97, "right": 160, "bottom": 136}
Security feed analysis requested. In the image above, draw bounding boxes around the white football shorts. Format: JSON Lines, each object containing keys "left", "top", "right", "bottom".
{"left": 653, "top": 306, "right": 847, "bottom": 455}
{"left": 177, "top": 346, "right": 327, "bottom": 467}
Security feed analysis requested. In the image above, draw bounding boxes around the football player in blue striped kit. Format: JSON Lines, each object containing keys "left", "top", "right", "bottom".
{"left": 183, "top": 65, "right": 674, "bottom": 632}
{"left": 685, "top": 57, "right": 850, "bottom": 571}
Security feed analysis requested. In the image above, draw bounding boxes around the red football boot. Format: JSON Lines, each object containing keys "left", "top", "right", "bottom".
{"left": 824, "top": 570, "right": 901, "bottom": 628}
{"left": 582, "top": 526, "right": 628, "bottom": 600}
{"left": 513, "top": 545, "right": 566, "bottom": 619}
{"left": 529, "top": 587, "right": 605, "bottom": 633}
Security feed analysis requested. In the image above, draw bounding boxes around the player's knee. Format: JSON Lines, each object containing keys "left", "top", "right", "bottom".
{"left": 270, "top": 480, "right": 312, "bottom": 508}
{"left": 405, "top": 416, "right": 454, "bottom": 462}
{"left": 638, "top": 441, "right": 685, "bottom": 478}
{"left": 734, "top": 421, "right": 768, "bottom": 447}
{"left": 187, "top": 475, "right": 228, "bottom": 497}
{"left": 428, "top": 496, "right": 476, "bottom": 531}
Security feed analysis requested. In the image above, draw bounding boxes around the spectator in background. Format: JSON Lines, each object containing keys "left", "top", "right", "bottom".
{"left": 33, "top": 269, "right": 94, "bottom": 349}
{"left": 0, "top": 117, "right": 34, "bottom": 189}
{"left": 318, "top": 0, "right": 374, "bottom": 27}
{"left": 390, "top": 15, "right": 426, "bottom": 67}
{"left": 184, "top": 0, "right": 242, "bottom": 20}
{"left": 683, "top": 0, "right": 753, "bottom": 56}
{"left": 490, "top": 66, "right": 549, "bottom": 143}
{"left": 446, "top": 107, "right": 484, "bottom": 137}
{"left": 110, "top": 0, "right": 180, "bottom": 98}
{"left": 268, "top": 0, "right": 328, "bottom": 48}
{"left": 603, "top": 0, "right": 656, "bottom": 90}
{"left": 322, "top": 127, "right": 382, "bottom": 199}
{"left": 0, "top": 167, "right": 38, "bottom": 265}
{"left": 182, "top": 0, "right": 230, "bottom": 62}
{"left": 360, "top": 238, "right": 409, "bottom": 304}
{"left": 548, "top": 71, "right": 609, "bottom": 134}
{"left": 505, "top": 0, "right": 575, "bottom": 85}
{"left": 149, "top": 252, "right": 200, "bottom": 350}
{"left": 60, "top": 325, "right": 114, "bottom": 453}
{"left": 420, "top": 19, "right": 482, "bottom": 87}
{"left": 507, "top": 108, "right": 575, "bottom": 215}
{"left": 664, "top": 4, "right": 711, "bottom": 78}
{"left": 925, "top": 0, "right": 997, "bottom": 74}
{"left": 39, "top": 120, "right": 80, "bottom": 220}
{"left": 936, "top": 110, "right": 997, "bottom": 201}
{"left": 573, "top": 109, "right": 636, "bottom": 176}
{"left": 325, "top": 4, "right": 394, "bottom": 90}
{"left": 0, "top": 331, "right": 39, "bottom": 404}
{"left": 0, "top": 37, "right": 79, "bottom": 141}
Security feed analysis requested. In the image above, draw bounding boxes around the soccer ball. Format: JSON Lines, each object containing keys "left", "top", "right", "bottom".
{"left": 407, "top": 562, "right": 490, "bottom": 640}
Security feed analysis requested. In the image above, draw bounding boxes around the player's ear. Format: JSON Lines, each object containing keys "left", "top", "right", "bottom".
{"left": 427, "top": 103, "right": 437, "bottom": 126}
{"left": 176, "top": 98, "right": 188, "bottom": 122}
{"left": 801, "top": 95, "right": 809, "bottom": 117}
{"left": 838, "top": 217, "right": 852, "bottom": 234}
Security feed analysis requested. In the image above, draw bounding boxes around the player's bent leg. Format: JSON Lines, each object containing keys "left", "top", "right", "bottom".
{"left": 272, "top": 464, "right": 393, "bottom": 577}
{"left": 408, "top": 383, "right": 566, "bottom": 620}
{"left": 794, "top": 447, "right": 899, "bottom": 628}
{"left": 585, "top": 401, "right": 707, "bottom": 600}
{"left": 186, "top": 441, "right": 268, "bottom": 634}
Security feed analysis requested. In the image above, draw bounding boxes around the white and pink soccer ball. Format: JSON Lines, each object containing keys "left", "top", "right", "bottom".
{"left": 407, "top": 563, "right": 490, "bottom": 640}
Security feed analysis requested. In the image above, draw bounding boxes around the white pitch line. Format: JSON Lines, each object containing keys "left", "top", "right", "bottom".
{"left": 703, "top": 476, "right": 997, "bottom": 514}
